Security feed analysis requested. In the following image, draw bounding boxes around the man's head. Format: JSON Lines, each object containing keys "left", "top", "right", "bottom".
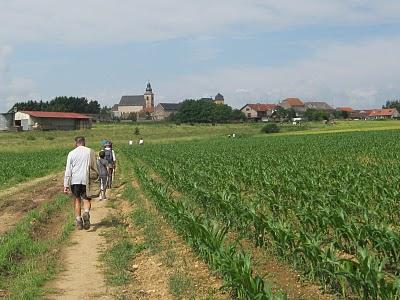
{"left": 75, "top": 136, "right": 86, "bottom": 147}
{"left": 99, "top": 150, "right": 105, "bottom": 158}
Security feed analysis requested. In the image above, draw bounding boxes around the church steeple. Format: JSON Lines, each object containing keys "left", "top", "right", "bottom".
{"left": 144, "top": 81, "right": 154, "bottom": 110}
{"left": 146, "top": 82, "right": 152, "bottom": 92}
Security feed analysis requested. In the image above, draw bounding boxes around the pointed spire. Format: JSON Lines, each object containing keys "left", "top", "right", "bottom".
{"left": 146, "top": 81, "right": 152, "bottom": 92}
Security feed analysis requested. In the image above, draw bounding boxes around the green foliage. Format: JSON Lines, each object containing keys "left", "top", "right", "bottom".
{"left": 261, "top": 123, "right": 280, "bottom": 134}
{"left": 0, "top": 195, "right": 73, "bottom": 299}
{"left": 126, "top": 159, "right": 287, "bottom": 299}
{"left": 333, "top": 110, "right": 350, "bottom": 119}
{"left": 10, "top": 96, "right": 101, "bottom": 114}
{"left": 383, "top": 99, "right": 400, "bottom": 111}
{"left": 0, "top": 149, "right": 68, "bottom": 190}
{"left": 175, "top": 99, "right": 245, "bottom": 124}
{"left": 125, "top": 130, "right": 400, "bottom": 298}
{"left": 304, "top": 109, "right": 330, "bottom": 121}
{"left": 134, "top": 127, "right": 140, "bottom": 135}
{"left": 102, "top": 239, "right": 144, "bottom": 286}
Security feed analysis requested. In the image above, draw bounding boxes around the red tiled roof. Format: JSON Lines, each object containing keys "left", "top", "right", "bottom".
{"left": 336, "top": 107, "right": 354, "bottom": 113}
{"left": 246, "top": 103, "right": 277, "bottom": 112}
{"left": 368, "top": 109, "right": 398, "bottom": 117}
{"left": 282, "top": 98, "right": 304, "bottom": 107}
{"left": 22, "top": 111, "right": 91, "bottom": 119}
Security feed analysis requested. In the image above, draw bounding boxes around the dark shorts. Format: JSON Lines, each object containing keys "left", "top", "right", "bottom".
{"left": 71, "top": 184, "right": 91, "bottom": 200}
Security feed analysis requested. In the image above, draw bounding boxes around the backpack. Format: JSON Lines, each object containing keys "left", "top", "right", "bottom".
{"left": 104, "top": 148, "right": 113, "bottom": 164}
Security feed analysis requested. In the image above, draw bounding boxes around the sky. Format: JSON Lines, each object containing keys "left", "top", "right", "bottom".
{"left": 0, "top": 0, "right": 399, "bottom": 111}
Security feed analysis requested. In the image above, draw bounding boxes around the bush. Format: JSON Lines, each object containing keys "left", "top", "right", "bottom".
{"left": 26, "top": 136, "right": 36, "bottom": 141}
{"left": 45, "top": 136, "right": 55, "bottom": 140}
{"left": 261, "top": 123, "right": 280, "bottom": 134}
{"left": 134, "top": 127, "right": 140, "bottom": 135}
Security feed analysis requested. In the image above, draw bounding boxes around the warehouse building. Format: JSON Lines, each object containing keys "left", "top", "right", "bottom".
{"left": 14, "top": 111, "right": 92, "bottom": 131}
{"left": 0, "top": 113, "right": 15, "bottom": 131}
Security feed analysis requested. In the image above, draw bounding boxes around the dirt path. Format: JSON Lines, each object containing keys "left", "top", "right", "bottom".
{"left": 46, "top": 199, "right": 113, "bottom": 300}
{"left": 0, "top": 172, "right": 63, "bottom": 235}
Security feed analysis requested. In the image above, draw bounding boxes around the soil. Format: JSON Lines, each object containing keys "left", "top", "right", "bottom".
{"left": 116, "top": 179, "right": 228, "bottom": 300}
{"left": 45, "top": 199, "right": 114, "bottom": 300}
{"left": 0, "top": 172, "right": 63, "bottom": 235}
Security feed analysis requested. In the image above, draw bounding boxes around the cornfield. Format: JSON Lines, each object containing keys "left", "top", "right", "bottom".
{"left": 123, "top": 130, "right": 400, "bottom": 298}
{"left": 0, "top": 149, "right": 68, "bottom": 189}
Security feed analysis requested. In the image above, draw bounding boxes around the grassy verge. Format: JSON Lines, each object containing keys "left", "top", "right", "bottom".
{"left": 0, "top": 194, "right": 74, "bottom": 299}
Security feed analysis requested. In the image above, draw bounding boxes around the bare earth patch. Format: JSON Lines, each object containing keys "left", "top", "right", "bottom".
{"left": 0, "top": 172, "right": 64, "bottom": 235}
{"left": 45, "top": 199, "right": 114, "bottom": 299}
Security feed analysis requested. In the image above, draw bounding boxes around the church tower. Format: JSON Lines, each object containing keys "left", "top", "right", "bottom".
{"left": 144, "top": 82, "right": 154, "bottom": 110}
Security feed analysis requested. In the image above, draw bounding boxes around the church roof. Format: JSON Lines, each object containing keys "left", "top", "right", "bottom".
{"left": 215, "top": 93, "right": 224, "bottom": 100}
{"left": 159, "top": 103, "right": 182, "bottom": 111}
{"left": 119, "top": 95, "right": 145, "bottom": 106}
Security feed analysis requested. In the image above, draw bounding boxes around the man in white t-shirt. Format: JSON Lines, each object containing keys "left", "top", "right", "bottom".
{"left": 64, "top": 136, "right": 92, "bottom": 230}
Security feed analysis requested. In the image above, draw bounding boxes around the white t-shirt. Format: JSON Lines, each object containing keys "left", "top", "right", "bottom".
{"left": 64, "top": 146, "right": 91, "bottom": 187}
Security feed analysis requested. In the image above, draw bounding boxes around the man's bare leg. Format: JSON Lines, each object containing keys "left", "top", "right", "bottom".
{"left": 82, "top": 199, "right": 91, "bottom": 230}
{"left": 74, "top": 198, "right": 81, "bottom": 217}
{"left": 83, "top": 199, "right": 91, "bottom": 212}
{"left": 74, "top": 198, "right": 83, "bottom": 230}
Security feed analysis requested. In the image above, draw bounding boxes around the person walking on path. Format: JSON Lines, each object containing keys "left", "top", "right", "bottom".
{"left": 97, "top": 150, "right": 108, "bottom": 200}
{"left": 103, "top": 141, "right": 116, "bottom": 188}
{"left": 64, "top": 136, "right": 100, "bottom": 230}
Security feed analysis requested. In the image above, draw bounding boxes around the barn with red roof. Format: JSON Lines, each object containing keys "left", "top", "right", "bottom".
{"left": 14, "top": 111, "right": 92, "bottom": 131}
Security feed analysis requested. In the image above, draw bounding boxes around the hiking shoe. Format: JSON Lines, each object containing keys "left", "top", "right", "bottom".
{"left": 76, "top": 218, "right": 83, "bottom": 230}
{"left": 82, "top": 212, "right": 91, "bottom": 230}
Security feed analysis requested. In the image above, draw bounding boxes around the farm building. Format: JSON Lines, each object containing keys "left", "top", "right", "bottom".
{"left": 14, "top": 111, "right": 92, "bottom": 131}
{"left": 240, "top": 103, "right": 277, "bottom": 120}
{"left": 0, "top": 113, "right": 15, "bottom": 131}
{"left": 153, "top": 103, "right": 182, "bottom": 121}
{"left": 368, "top": 108, "right": 399, "bottom": 119}
{"left": 279, "top": 98, "right": 306, "bottom": 117}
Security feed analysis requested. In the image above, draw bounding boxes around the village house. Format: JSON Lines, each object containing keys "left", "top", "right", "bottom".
{"left": 14, "top": 111, "right": 92, "bottom": 131}
{"left": 304, "top": 101, "right": 334, "bottom": 111}
{"left": 240, "top": 103, "right": 277, "bottom": 120}
{"left": 368, "top": 108, "right": 399, "bottom": 119}
{"left": 153, "top": 103, "right": 182, "bottom": 121}
{"left": 279, "top": 98, "right": 306, "bottom": 117}
{"left": 112, "top": 82, "right": 155, "bottom": 118}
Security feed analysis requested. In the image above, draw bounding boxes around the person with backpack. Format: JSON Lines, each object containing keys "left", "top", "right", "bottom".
{"left": 103, "top": 141, "right": 116, "bottom": 188}
{"left": 97, "top": 150, "right": 109, "bottom": 200}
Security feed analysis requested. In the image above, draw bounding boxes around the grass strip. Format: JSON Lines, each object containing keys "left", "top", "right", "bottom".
{"left": 0, "top": 194, "right": 74, "bottom": 299}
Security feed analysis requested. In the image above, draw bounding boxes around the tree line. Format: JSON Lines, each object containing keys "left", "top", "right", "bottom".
{"left": 170, "top": 99, "right": 245, "bottom": 124}
{"left": 9, "top": 97, "right": 101, "bottom": 114}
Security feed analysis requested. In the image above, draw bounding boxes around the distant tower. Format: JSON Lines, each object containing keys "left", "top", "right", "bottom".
{"left": 144, "top": 82, "right": 154, "bottom": 109}
{"left": 214, "top": 93, "right": 224, "bottom": 105}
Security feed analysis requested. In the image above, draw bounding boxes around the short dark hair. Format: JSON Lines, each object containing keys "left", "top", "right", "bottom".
{"left": 99, "top": 150, "right": 105, "bottom": 158}
{"left": 75, "top": 136, "right": 85, "bottom": 145}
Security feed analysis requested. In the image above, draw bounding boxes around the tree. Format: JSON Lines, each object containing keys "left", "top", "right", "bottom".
{"left": 304, "top": 109, "right": 330, "bottom": 121}
{"left": 175, "top": 99, "right": 242, "bottom": 124}
{"left": 383, "top": 100, "right": 400, "bottom": 111}
{"left": 9, "top": 97, "right": 101, "bottom": 114}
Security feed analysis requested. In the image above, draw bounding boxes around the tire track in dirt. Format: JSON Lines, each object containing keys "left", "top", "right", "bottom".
{"left": 0, "top": 172, "right": 63, "bottom": 235}
{"left": 45, "top": 199, "right": 114, "bottom": 300}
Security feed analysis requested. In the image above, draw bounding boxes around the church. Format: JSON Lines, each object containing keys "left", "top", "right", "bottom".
{"left": 112, "top": 82, "right": 155, "bottom": 118}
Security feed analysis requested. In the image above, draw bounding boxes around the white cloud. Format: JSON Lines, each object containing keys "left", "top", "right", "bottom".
{"left": 0, "top": 45, "right": 38, "bottom": 112}
{"left": 0, "top": 0, "right": 399, "bottom": 45}
{"left": 158, "top": 37, "right": 400, "bottom": 109}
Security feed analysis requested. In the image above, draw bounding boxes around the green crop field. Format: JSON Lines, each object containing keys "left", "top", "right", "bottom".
{"left": 0, "top": 149, "right": 68, "bottom": 190}
{"left": 123, "top": 130, "right": 400, "bottom": 298}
